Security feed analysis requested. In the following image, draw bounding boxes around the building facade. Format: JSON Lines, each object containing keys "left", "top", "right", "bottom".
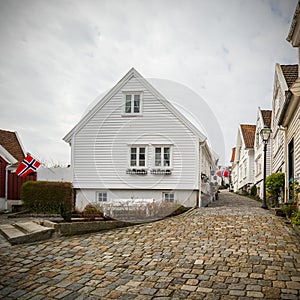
{"left": 231, "top": 124, "right": 256, "bottom": 193}
{"left": 253, "top": 108, "right": 272, "bottom": 199}
{"left": 64, "top": 68, "right": 217, "bottom": 211}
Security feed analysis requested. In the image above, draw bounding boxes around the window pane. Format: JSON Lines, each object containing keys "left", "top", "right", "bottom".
{"left": 163, "top": 147, "right": 170, "bottom": 166}
{"left": 164, "top": 193, "right": 174, "bottom": 202}
{"left": 155, "top": 148, "right": 161, "bottom": 166}
{"left": 131, "top": 148, "right": 137, "bottom": 166}
{"left": 125, "top": 95, "right": 131, "bottom": 113}
{"left": 134, "top": 95, "right": 140, "bottom": 113}
{"left": 169, "top": 193, "right": 174, "bottom": 202}
{"left": 139, "top": 147, "right": 145, "bottom": 166}
{"left": 99, "top": 192, "right": 107, "bottom": 202}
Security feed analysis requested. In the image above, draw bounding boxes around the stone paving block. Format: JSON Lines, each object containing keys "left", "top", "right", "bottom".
{"left": 196, "top": 287, "right": 213, "bottom": 293}
{"left": 280, "top": 294, "right": 299, "bottom": 300}
{"left": 246, "top": 291, "right": 264, "bottom": 298}
{"left": 229, "top": 289, "right": 245, "bottom": 296}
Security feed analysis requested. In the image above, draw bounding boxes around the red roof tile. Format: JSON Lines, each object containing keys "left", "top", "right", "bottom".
{"left": 240, "top": 125, "right": 256, "bottom": 149}
{"left": 230, "top": 147, "right": 236, "bottom": 162}
{"left": 0, "top": 129, "right": 25, "bottom": 163}
{"left": 281, "top": 65, "right": 298, "bottom": 88}
{"left": 261, "top": 110, "right": 272, "bottom": 128}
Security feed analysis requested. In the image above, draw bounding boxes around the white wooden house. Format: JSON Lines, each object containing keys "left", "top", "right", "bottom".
{"left": 271, "top": 64, "right": 298, "bottom": 177}
{"left": 280, "top": 3, "right": 300, "bottom": 203}
{"left": 231, "top": 124, "right": 256, "bottom": 192}
{"left": 253, "top": 108, "right": 272, "bottom": 199}
{"left": 63, "top": 68, "right": 217, "bottom": 211}
{"left": 230, "top": 147, "right": 238, "bottom": 192}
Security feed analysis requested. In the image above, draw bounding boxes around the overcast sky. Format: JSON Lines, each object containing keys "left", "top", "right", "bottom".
{"left": 0, "top": 0, "right": 298, "bottom": 166}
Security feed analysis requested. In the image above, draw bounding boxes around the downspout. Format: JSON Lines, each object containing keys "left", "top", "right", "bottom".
{"left": 279, "top": 126, "right": 288, "bottom": 202}
{"left": 198, "top": 139, "right": 207, "bottom": 208}
{"left": 5, "top": 164, "right": 12, "bottom": 210}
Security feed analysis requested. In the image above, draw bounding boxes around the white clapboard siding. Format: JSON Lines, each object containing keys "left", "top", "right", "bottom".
{"left": 72, "top": 75, "right": 199, "bottom": 190}
{"left": 287, "top": 103, "right": 300, "bottom": 180}
{"left": 272, "top": 66, "right": 288, "bottom": 174}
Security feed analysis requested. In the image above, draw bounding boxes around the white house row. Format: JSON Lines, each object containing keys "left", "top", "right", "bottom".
{"left": 231, "top": 3, "right": 300, "bottom": 203}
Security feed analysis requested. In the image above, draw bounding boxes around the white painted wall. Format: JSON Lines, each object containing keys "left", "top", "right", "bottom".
{"left": 254, "top": 109, "right": 272, "bottom": 199}
{"left": 75, "top": 189, "right": 198, "bottom": 211}
{"left": 71, "top": 76, "right": 199, "bottom": 190}
{"left": 37, "top": 167, "right": 72, "bottom": 182}
{"left": 272, "top": 65, "right": 288, "bottom": 174}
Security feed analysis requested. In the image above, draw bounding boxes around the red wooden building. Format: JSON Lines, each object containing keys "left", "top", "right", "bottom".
{"left": 0, "top": 129, "right": 36, "bottom": 211}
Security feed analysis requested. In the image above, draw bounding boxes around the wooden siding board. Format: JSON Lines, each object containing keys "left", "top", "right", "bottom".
{"left": 0, "top": 157, "right": 7, "bottom": 198}
{"left": 7, "top": 171, "right": 36, "bottom": 200}
{"left": 287, "top": 103, "right": 300, "bottom": 179}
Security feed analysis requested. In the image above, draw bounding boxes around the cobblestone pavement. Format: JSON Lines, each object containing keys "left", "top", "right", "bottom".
{"left": 0, "top": 191, "right": 300, "bottom": 300}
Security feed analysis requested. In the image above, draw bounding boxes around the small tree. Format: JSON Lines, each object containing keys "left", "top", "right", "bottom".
{"left": 266, "top": 172, "right": 285, "bottom": 206}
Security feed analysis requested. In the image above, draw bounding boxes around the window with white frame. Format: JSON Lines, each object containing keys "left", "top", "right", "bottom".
{"left": 98, "top": 192, "right": 107, "bottom": 202}
{"left": 155, "top": 146, "right": 171, "bottom": 167}
{"left": 130, "top": 146, "right": 146, "bottom": 167}
{"left": 163, "top": 192, "right": 174, "bottom": 202}
{"left": 124, "top": 93, "right": 142, "bottom": 114}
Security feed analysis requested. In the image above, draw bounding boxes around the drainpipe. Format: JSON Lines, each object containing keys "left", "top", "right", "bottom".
{"left": 4, "top": 164, "right": 11, "bottom": 210}
{"left": 279, "top": 126, "right": 288, "bottom": 202}
{"left": 199, "top": 139, "right": 207, "bottom": 208}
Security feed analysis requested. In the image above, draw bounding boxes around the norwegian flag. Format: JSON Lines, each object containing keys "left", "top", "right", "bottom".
{"left": 16, "top": 154, "right": 41, "bottom": 178}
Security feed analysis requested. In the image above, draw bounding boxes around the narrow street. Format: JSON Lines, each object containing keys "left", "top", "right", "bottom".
{"left": 0, "top": 191, "right": 299, "bottom": 299}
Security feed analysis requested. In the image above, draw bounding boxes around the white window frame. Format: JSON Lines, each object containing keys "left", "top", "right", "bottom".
{"left": 122, "top": 91, "right": 143, "bottom": 116}
{"left": 153, "top": 145, "right": 173, "bottom": 169}
{"left": 129, "top": 145, "right": 148, "bottom": 169}
{"left": 163, "top": 192, "right": 175, "bottom": 202}
{"left": 97, "top": 191, "right": 108, "bottom": 202}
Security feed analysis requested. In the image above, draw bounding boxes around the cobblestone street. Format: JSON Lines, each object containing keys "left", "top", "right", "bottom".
{"left": 0, "top": 191, "right": 300, "bottom": 299}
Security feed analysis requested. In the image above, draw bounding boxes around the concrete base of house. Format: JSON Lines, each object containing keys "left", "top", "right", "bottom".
{"left": 0, "top": 198, "right": 24, "bottom": 212}
{"left": 75, "top": 189, "right": 200, "bottom": 212}
{"left": 0, "top": 198, "right": 6, "bottom": 211}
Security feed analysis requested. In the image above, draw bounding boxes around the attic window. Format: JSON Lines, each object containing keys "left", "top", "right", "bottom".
{"left": 123, "top": 93, "right": 142, "bottom": 115}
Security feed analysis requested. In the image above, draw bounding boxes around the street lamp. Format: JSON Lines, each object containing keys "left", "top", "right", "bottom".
{"left": 260, "top": 126, "right": 272, "bottom": 209}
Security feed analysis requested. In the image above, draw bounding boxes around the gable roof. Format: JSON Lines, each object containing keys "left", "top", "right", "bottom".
{"left": 240, "top": 124, "right": 256, "bottom": 149}
{"left": 0, "top": 129, "right": 25, "bottom": 163}
{"left": 63, "top": 68, "right": 206, "bottom": 143}
{"left": 230, "top": 147, "right": 236, "bottom": 163}
{"left": 281, "top": 65, "right": 298, "bottom": 88}
{"left": 287, "top": 1, "right": 300, "bottom": 44}
{"left": 261, "top": 110, "right": 272, "bottom": 128}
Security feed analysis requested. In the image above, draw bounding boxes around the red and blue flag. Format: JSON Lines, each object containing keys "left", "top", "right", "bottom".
{"left": 16, "top": 154, "right": 41, "bottom": 178}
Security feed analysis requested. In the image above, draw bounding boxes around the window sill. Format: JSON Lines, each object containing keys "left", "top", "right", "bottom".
{"left": 121, "top": 113, "right": 143, "bottom": 117}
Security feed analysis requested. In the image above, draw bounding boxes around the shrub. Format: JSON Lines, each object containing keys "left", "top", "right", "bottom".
{"left": 291, "top": 211, "right": 300, "bottom": 226}
{"left": 241, "top": 190, "right": 249, "bottom": 196}
{"left": 281, "top": 204, "right": 297, "bottom": 219}
{"left": 21, "top": 181, "right": 73, "bottom": 221}
{"left": 82, "top": 204, "right": 103, "bottom": 221}
{"left": 250, "top": 185, "right": 257, "bottom": 197}
{"left": 289, "top": 180, "right": 300, "bottom": 203}
{"left": 266, "top": 173, "right": 284, "bottom": 200}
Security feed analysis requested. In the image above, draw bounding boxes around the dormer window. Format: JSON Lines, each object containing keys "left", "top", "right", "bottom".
{"left": 123, "top": 92, "right": 142, "bottom": 115}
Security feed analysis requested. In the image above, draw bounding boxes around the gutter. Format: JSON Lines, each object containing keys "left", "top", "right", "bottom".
{"left": 4, "top": 164, "right": 12, "bottom": 210}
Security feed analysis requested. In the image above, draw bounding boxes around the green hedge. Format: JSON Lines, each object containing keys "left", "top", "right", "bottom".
{"left": 21, "top": 181, "right": 73, "bottom": 221}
